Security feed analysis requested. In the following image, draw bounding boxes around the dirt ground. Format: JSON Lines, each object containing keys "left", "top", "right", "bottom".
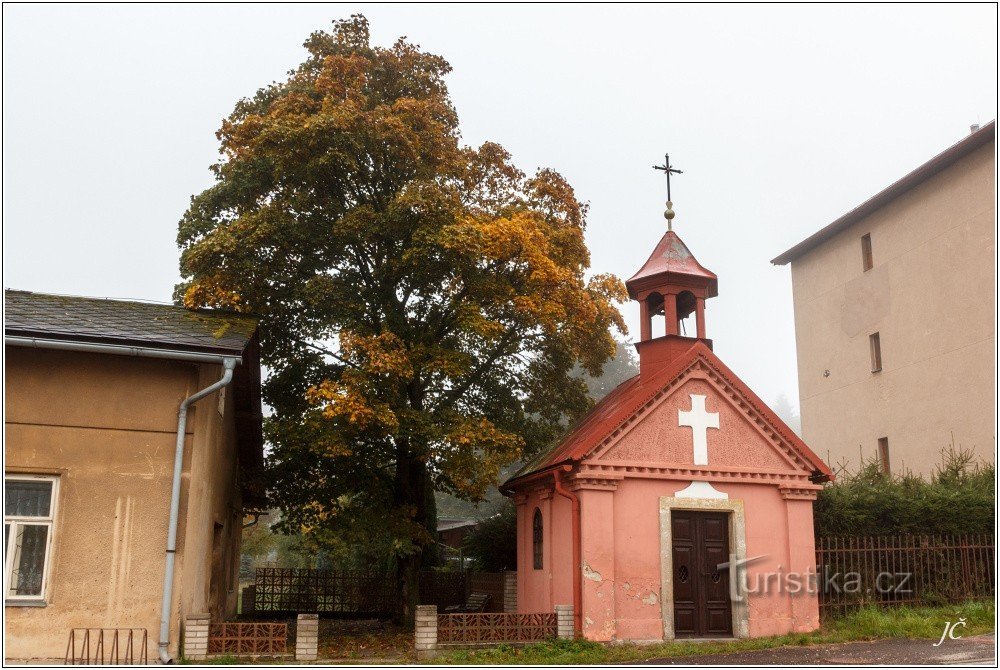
{"left": 314, "top": 618, "right": 414, "bottom": 662}
{"left": 641, "top": 634, "right": 996, "bottom": 666}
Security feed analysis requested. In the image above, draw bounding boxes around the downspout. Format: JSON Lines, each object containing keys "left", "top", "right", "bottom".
{"left": 552, "top": 467, "right": 582, "bottom": 636}
{"left": 158, "top": 357, "right": 238, "bottom": 664}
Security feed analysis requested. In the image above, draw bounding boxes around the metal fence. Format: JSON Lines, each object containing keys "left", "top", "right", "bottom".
{"left": 816, "top": 534, "right": 995, "bottom": 616}
{"left": 437, "top": 612, "right": 557, "bottom": 644}
{"left": 249, "top": 568, "right": 507, "bottom": 617}
{"left": 65, "top": 628, "right": 148, "bottom": 665}
{"left": 207, "top": 622, "right": 288, "bottom": 655}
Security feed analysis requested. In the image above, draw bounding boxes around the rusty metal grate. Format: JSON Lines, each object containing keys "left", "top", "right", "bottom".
{"left": 65, "top": 628, "right": 148, "bottom": 665}
{"left": 816, "top": 533, "right": 995, "bottom": 616}
{"left": 437, "top": 613, "right": 557, "bottom": 644}
{"left": 208, "top": 622, "right": 288, "bottom": 655}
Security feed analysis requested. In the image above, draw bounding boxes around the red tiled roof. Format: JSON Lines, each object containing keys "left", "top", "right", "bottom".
{"left": 625, "top": 230, "right": 718, "bottom": 299}
{"left": 504, "top": 340, "right": 832, "bottom": 489}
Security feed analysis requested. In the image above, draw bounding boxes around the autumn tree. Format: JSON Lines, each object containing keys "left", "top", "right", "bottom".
{"left": 176, "top": 15, "right": 625, "bottom": 620}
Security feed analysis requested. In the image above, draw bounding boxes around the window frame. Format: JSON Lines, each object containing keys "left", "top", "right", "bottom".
{"left": 861, "top": 233, "right": 874, "bottom": 272}
{"left": 532, "top": 508, "right": 543, "bottom": 570}
{"left": 869, "top": 332, "right": 883, "bottom": 373}
{"left": 4, "top": 473, "right": 59, "bottom": 603}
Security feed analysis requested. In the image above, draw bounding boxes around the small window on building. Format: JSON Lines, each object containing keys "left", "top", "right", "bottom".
{"left": 4, "top": 475, "right": 58, "bottom": 601}
{"left": 532, "top": 508, "right": 543, "bottom": 570}
{"left": 877, "top": 437, "right": 890, "bottom": 474}
{"left": 861, "top": 234, "right": 874, "bottom": 271}
{"left": 869, "top": 332, "right": 882, "bottom": 372}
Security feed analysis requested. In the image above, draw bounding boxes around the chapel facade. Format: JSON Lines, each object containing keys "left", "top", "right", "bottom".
{"left": 502, "top": 224, "right": 833, "bottom": 641}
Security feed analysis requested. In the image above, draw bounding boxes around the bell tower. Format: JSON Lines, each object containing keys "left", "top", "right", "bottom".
{"left": 628, "top": 154, "right": 718, "bottom": 377}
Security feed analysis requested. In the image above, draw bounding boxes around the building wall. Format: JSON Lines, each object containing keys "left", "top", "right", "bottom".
{"left": 515, "top": 477, "right": 819, "bottom": 641}
{"left": 790, "top": 143, "right": 996, "bottom": 474}
{"left": 4, "top": 347, "right": 243, "bottom": 661}
{"left": 515, "top": 488, "right": 573, "bottom": 615}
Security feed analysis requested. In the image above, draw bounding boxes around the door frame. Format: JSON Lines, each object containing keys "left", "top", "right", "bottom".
{"left": 659, "top": 496, "right": 749, "bottom": 640}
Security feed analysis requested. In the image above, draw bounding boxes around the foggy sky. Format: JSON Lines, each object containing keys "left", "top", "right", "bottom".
{"left": 3, "top": 4, "right": 997, "bottom": 411}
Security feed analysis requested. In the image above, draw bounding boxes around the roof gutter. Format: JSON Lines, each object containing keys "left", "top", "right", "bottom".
{"left": 4, "top": 335, "right": 242, "bottom": 365}
{"left": 5, "top": 334, "right": 242, "bottom": 663}
{"left": 159, "top": 357, "right": 238, "bottom": 663}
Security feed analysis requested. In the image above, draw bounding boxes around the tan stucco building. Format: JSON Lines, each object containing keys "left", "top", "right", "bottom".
{"left": 4, "top": 290, "right": 264, "bottom": 663}
{"left": 772, "top": 122, "right": 996, "bottom": 475}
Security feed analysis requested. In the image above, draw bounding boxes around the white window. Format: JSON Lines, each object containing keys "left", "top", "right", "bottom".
{"left": 4, "top": 474, "right": 59, "bottom": 602}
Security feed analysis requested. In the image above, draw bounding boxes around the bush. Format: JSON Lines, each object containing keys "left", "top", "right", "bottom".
{"left": 814, "top": 446, "right": 994, "bottom": 537}
{"left": 461, "top": 501, "right": 517, "bottom": 571}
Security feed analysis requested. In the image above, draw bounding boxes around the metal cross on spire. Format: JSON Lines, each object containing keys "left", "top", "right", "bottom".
{"left": 653, "top": 153, "right": 683, "bottom": 230}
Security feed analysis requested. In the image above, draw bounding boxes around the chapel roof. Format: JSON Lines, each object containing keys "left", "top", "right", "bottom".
{"left": 503, "top": 340, "right": 833, "bottom": 490}
{"left": 625, "top": 230, "right": 718, "bottom": 299}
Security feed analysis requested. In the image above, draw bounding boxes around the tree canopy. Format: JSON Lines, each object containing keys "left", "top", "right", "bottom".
{"left": 177, "top": 15, "right": 626, "bottom": 617}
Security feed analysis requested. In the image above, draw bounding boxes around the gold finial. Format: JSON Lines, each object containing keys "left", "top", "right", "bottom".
{"left": 664, "top": 200, "right": 675, "bottom": 231}
{"left": 653, "top": 153, "right": 682, "bottom": 231}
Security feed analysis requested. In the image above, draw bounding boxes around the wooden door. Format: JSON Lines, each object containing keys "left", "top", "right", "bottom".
{"left": 671, "top": 510, "right": 733, "bottom": 637}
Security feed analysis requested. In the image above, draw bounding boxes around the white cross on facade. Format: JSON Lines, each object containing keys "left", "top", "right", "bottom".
{"left": 678, "top": 394, "right": 719, "bottom": 465}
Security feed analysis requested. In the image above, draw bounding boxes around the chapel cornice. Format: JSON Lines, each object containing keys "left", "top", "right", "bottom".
{"left": 577, "top": 462, "right": 814, "bottom": 486}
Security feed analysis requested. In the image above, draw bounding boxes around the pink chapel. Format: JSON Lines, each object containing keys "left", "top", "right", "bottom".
{"left": 501, "top": 214, "right": 833, "bottom": 641}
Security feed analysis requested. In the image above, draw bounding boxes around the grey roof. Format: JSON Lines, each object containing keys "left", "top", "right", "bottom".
{"left": 4, "top": 290, "right": 258, "bottom": 356}
{"left": 772, "top": 120, "right": 996, "bottom": 265}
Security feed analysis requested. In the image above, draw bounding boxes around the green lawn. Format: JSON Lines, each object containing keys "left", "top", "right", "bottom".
{"left": 432, "top": 601, "right": 995, "bottom": 665}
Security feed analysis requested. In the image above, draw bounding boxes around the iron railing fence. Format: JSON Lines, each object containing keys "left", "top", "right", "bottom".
{"left": 815, "top": 534, "right": 995, "bottom": 616}
{"left": 64, "top": 628, "right": 148, "bottom": 665}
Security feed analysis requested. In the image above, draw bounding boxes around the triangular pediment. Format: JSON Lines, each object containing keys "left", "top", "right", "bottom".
{"left": 588, "top": 359, "right": 811, "bottom": 475}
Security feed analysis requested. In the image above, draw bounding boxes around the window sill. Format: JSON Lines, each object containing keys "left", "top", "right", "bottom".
{"left": 5, "top": 599, "right": 47, "bottom": 608}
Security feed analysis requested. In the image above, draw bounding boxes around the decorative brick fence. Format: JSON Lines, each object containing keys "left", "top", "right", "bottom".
{"left": 415, "top": 604, "right": 572, "bottom": 658}
{"left": 183, "top": 613, "right": 317, "bottom": 661}
{"left": 249, "top": 568, "right": 516, "bottom": 617}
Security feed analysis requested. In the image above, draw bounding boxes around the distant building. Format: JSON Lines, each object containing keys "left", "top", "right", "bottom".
{"left": 4, "top": 291, "right": 264, "bottom": 663}
{"left": 437, "top": 518, "right": 480, "bottom": 551}
{"left": 772, "top": 122, "right": 996, "bottom": 475}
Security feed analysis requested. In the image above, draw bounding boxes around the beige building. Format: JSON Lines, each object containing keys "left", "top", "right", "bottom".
{"left": 773, "top": 122, "right": 996, "bottom": 476}
{"left": 4, "top": 290, "right": 264, "bottom": 662}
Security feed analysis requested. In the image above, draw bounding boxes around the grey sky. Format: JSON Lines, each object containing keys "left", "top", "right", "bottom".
{"left": 3, "top": 4, "right": 996, "bottom": 411}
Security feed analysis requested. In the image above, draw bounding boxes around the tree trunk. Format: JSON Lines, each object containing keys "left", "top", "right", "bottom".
{"left": 394, "top": 447, "right": 430, "bottom": 626}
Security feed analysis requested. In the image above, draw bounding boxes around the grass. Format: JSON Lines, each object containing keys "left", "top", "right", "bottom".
{"left": 432, "top": 600, "right": 996, "bottom": 664}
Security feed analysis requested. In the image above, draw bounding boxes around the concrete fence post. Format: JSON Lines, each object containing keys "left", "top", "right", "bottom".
{"left": 415, "top": 604, "right": 438, "bottom": 659}
{"left": 295, "top": 613, "right": 319, "bottom": 661}
{"left": 503, "top": 571, "right": 518, "bottom": 613}
{"left": 554, "top": 604, "right": 574, "bottom": 640}
{"left": 183, "top": 612, "right": 211, "bottom": 661}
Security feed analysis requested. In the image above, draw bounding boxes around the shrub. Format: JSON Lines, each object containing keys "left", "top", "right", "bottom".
{"left": 814, "top": 446, "right": 994, "bottom": 536}
{"left": 461, "top": 501, "right": 517, "bottom": 571}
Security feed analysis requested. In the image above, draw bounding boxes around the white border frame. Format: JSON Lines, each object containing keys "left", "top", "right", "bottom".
{"left": 4, "top": 473, "right": 60, "bottom": 603}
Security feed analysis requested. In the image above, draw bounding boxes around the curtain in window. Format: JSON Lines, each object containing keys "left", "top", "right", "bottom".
{"left": 8, "top": 525, "right": 49, "bottom": 595}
